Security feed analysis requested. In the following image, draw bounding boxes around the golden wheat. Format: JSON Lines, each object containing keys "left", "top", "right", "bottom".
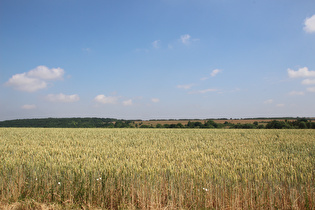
{"left": 0, "top": 128, "right": 314, "bottom": 209}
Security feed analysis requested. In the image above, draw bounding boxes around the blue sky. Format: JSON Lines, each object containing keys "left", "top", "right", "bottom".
{"left": 1, "top": 0, "right": 315, "bottom": 120}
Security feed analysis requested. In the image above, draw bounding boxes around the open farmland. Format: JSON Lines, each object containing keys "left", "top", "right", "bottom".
{"left": 0, "top": 128, "right": 314, "bottom": 209}
{"left": 133, "top": 118, "right": 315, "bottom": 128}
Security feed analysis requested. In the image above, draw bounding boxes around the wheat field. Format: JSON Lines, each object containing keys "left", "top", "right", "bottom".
{"left": 0, "top": 128, "right": 314, "bottom": 209}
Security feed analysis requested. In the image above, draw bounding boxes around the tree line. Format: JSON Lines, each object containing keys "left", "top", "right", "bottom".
{"left": 0, "top": 118, "right": 134, "bottom": 128}
{"left": 138, "top": 119, "right": 315, "bottom": 129}
{"left": 1, "top": 117, "right": 314, "bottom": 129}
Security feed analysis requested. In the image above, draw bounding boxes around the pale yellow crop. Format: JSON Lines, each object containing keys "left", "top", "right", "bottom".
{"left": 0, "top": 128, "right": 314, "bottom": 209}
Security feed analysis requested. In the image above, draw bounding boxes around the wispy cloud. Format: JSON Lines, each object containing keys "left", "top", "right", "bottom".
{"left": 151, "top": 98, "right": 160, "bottom": 103}
{"left": 288, "top": 91, "right": 305, "bottom": 96}
{"left": 188, "top": 88, "right": 217, "bottom": 94}
{"left": 46, "top": 93, "right": 79, "bottom": 103}
{"left": 276, "top": 104, "right": 285, "bottom": 107}
{"left": 94, "top": 95, "right": 119, "bottom": 104}
{"left": 288, "top": 67, "right": 315, "bottom": 78}
{"left": 307, "top": 87, "right": 315, "bottom": 92}
{"left": 304, "top": 14, "right": 315, "bottom": 33}
{"left": 210, "top": 69, "right": 222, "bottom": 77}
{"left": 177, "top": 84, "right": 194, "bottom": 89}
{"left": 200, "top": 77, "right": 209, "bottom": 81}
{"left": 152, "top": 40, "right": 161, "bottom": 49}
{"left": 5, "top": 66, "right": 65, "bottom": 92}
{"left": 123, "top": 99, "right": 133, "bottom": 106}
{"left": 230, "top": 88, "right": 241, "bottom": 93}
{"left": 264, "top": 99, "right": 273, "bottom": 104}
{"left": 179, "top": 34, "right": 199, "bottom": 45}
{"left": 180, "top": 34, "right": 191, "bottom": 44}
{"left": 21, "top": 104, "right": 37, "bottom": 110}
{"left": 302, "top": 79, "right": 315, "bottom": 85}
{"left": 201, "top": 69, "right": 222, "bottom": 80}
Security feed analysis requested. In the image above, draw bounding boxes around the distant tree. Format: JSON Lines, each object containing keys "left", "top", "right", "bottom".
{"left": 194, "top": 122, "right": 203, "bottom": 128}
{"left": 156, "top": 124, "right": 163, "bottom": 128}
{"left": 163, "top": 124, "right": 170, "bottom": 128}
{"left": 257, "top": 125, "right": 265, "bottom": 129}
{"left": 299, "top": 121, "right": 307, "bottom": 129}
{"left": 204, "top": 120, "right": 218, "bottom": 128}
{"left": 114, "top": 121, "right": 122, "bottom": 128}
{"left": 242, "top": 123, "right": 256, "bottom": 129}
{"left": 186, "top": 121, "right": 194, "bottom": 128}
{"left": 266, "top": 120, "right": 291, "bottom": 129}
{"left": 176, "top": 123, "right": 184, "bottom": 128}
{"left": 140, "top": 124, "right": 152, "bottom": 128}
{"left": 297, "top": 118, "right": 308, "bottom": 122}
{"left": 107, "top": 123, "right": 115, "bottom": 128}
{"left": 168, "top": 124, "right": 177, "bottom": 128}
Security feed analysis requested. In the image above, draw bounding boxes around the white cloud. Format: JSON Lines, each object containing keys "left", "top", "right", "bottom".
{"left": 188, "top": 88, "right": 217, "bottom": 94}
{"left": 5, "top": 66, "right": 65, "bottom": 92}
{"left": 289, "top": 91, "right": 305, "bottom": 96}
{"left": 200, "top": 77, "right": 209, "bottom": 81}
{"left": 287, "top": 67, "right": 315, "bottom": 93}
{"left": 201, "top": 69, "right": 222, "bottom": 80}
{"left": 177, "top": 84, "right": 194, "bottom": 89}
{"left": 180, "top": 34, "right": 191, "bottom": 44}
{"left": 151, "top": 98, "right": 160, "bottom": 103}
{"left": 210, "top": 69, "right": 222, "bottom": 77}
{"left": 21, "top": 104, "right": 37, "bottom": 110}
{"left": 304, "top": 14, "right": 315, "bottom": 33}
{"left": 264, "top": 99, "right": 273, "bottom": 104}
{"left": 287, "top": 67, "right": 315, "bottom": 78}
{"left": 302, "top": 79, "right": 315, "bottom": 85}
{"left": 46, "top": 93, "right": 79, "bottom": 103}
{"left": 276, "top": 104, "right": 285, "bottom": 107}
{"left": 152, "top": 40, "right": 160, "bottom": 49}
{"left": 307, "top": 87, "right": 315, "bottom": 92}
{"left": 123, "top": 99, "right": 133, "bottom": 106}
{"left": 94, "top": 95, "right": 118, "bottom": 104}
{"left": 5, "top": 73, "right": 47, "bottom": 92}
{"left": 27, "top": 66, "right": 64, "bottom": 80}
